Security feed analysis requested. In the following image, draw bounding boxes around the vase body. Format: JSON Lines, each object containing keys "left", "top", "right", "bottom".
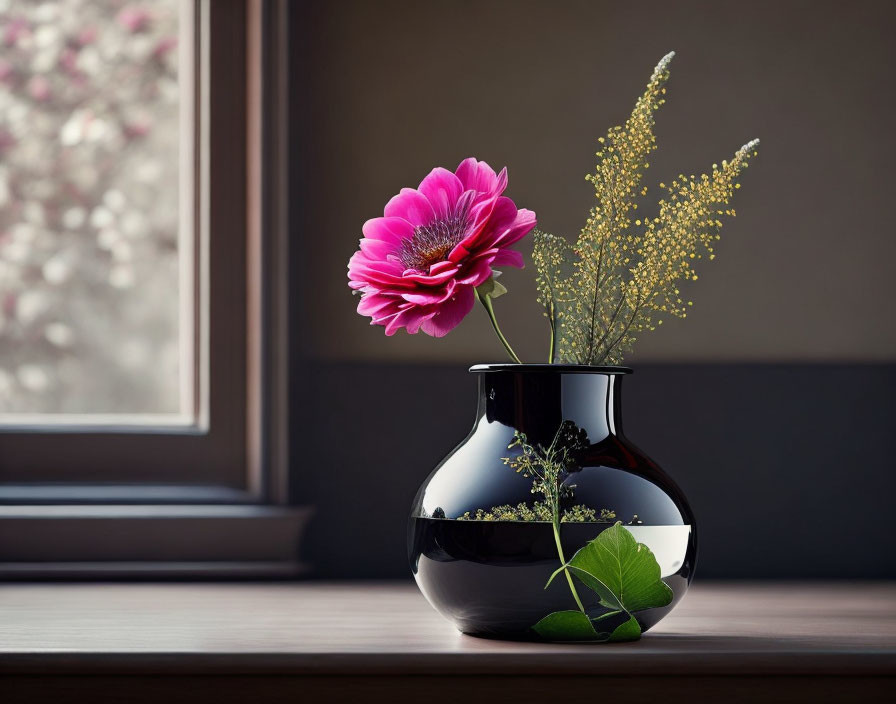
{"left": 408, "top": 364, "right": 697, "bottom": 640}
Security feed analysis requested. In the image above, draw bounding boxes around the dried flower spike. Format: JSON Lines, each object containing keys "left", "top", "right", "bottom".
{"left": 534, "top": 52, "right": 759, "bottom": 364}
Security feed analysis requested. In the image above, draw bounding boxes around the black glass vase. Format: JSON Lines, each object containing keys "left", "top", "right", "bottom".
{"left": 408, "top": 364, "right": 697, "bottom": 640}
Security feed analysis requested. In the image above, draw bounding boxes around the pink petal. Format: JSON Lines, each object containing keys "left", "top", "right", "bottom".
{"left": 357, "top": 292, "right": 398, "bottom": 317}
{"left": 492, "top": 207, "right": 537, "bottom": 248}
{"left": 400, "top": 266, "right": 459, "bottom": 286}
{"left": 494, "top": 167, "right": 508, "bottom": 195}
{"left": 348, "top": 255, "right": 418, "bottom": 289}
{"left": 448, "top": 197, "right": 512, "bottom": 255}
{"left": 404, "top": 312, "right": 433, "bottom": 335}
{"left": 457, "top": 199, "right": 536, "bottom": 254}
{"left": 383, "top": 310, "right": 411, "bottom": 336}
{"left": 456, "top": 255, "right": 496, "bottom": 286}
{"left": 491, "top": 248, "right": 525, "bottom": 268}
{"left": 446, "top": 197, "right": 495, "bottom": 262}
{"left": 362, "top": 216, "right": 414, "bottom": 244}
{"left": 420, "top": 285, "right": 475, "bottom": 337}
{"left": 401, "top": 279, "right": 456, "bottom": 305}
{"left": 359, "top": 238, "right": 397, "bottom": 259}
{"left": 384, "top": 188, "right": 435, "bottom": 227}
{"left": 348, "top": 254, "right": 404, "bottom": 280}
{"left": 429, "top": 260, "right": 456, "bottom": 275}
{"left": 383, "top": 305, "right": 435, "bottom": 336}
{"left": 445, "top": 195, "right": 499, "bottom": 261}
{"left": 467, "top": 193, "right": 499, "bottom": 225}
{"left": 455, "top": 158, "right": 502, "bottom": 196}
{"left": 417, "top": 168, "right": 464, "bottom": 217}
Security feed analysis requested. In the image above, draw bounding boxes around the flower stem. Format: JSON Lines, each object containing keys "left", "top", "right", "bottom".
{"left": 476, "top": 290, "right": 522, "bottom": 364}
{"left": 547, "top": 310, "right": 556, "bottom": 364}
{"left": 551, "top": 494, "right": 585, "bottom": 613}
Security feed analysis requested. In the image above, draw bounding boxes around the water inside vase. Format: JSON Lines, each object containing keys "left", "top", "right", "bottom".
{"left": 408, "top": 517, "right": 695, "bottom": 639}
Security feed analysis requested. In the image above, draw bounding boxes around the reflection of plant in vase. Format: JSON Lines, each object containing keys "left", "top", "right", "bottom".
{"left": 503, "top": 421, "right": 603, "bottom": 615}
{"left": 456, "top": 503, "right": 616, "bottom": 522}
{"left": 462, "top": 421, "right": 672, "bottom": 642}
{"left": 460, "top": 421, "right": 615, "bottom": 522}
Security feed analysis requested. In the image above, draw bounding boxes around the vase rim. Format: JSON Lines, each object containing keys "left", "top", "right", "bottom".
{"left": 469, "top": 363, "right": 633, "bottom": 374}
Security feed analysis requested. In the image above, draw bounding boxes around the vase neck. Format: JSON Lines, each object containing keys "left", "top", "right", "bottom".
{"left": 477, "top": 370, "right": 624, "bottom": 446}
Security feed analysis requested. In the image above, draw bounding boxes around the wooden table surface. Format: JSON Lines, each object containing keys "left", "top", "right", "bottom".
{"left": 1, "top": 581, "right": 894, "bottom": 703}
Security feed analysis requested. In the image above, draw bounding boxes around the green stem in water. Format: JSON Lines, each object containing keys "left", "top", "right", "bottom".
{"left": 476, "top": 289, "right": 522, "bottom": 364}
{"left": 551, "top": 493, "right": 585, "bottom": 614}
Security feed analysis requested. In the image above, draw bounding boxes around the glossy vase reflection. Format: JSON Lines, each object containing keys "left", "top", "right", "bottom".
{"left": 408, "top": 364, "right": 697, "bottom": 640}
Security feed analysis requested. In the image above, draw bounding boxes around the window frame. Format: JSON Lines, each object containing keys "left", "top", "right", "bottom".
{"left": 0, "top": 0, "right": 307, "bottom": 578}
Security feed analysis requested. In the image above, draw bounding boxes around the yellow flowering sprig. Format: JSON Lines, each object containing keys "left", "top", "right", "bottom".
{"left": 456, "top": 502, "right": 615, "bottom": 523}
{"left": 534, "top": 52, "right": 759, "bottom": 364}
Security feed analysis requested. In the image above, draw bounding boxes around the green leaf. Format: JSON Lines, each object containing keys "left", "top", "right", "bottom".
{"left": 566, "top": 565, "right": 625, "bottom": 612}
{"left": 568, "top": 522, "right": 673, "bottom": 613}
{"left": 591, "top": 609, "right": 623, "bottom": 624}
{"left": 532, "top": 610, "right": 602, "bottom": 641}
{"left": 608, "top": 615, "right": 642, "bottom": 642}
{"left": 532, "top": 609, "right": 642, "bottom": 643}
{"left": 476, "top": 274, "right": 507, "bottom": 300}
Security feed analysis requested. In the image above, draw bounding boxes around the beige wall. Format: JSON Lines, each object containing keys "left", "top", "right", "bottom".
{"left": 293, "top": 0, "right": 896, "bottom": 363}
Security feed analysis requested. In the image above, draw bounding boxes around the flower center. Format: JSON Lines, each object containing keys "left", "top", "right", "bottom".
{"left": 398, "top": 207, "right": 470, "bottom": 271}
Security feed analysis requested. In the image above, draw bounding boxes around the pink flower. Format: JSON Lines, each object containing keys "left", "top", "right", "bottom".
{"left": 117, "top": 7, "right": 152, "bottom": 33}
{"left": 348, "top": 158, "right": 536, "bottom": 337}
{"left": 153, "top": 36, "right": 178, "bottom": 58}
{"left": 0, "top": 128, "right": 16, "bottom": 151}
{"left": 27, "top": 75, "right": 51, "bottom": 102}
{"left": 59, "top": 48, "right": 80, "bottom": 76}
{"left": 77, "top": 27, "right": 97, "bottom": 46}
{"left": 123, "top": 118, "right": 152, "bottom": 139}
{"left": 3, "top": 19, "right": 30, "bottom": 47}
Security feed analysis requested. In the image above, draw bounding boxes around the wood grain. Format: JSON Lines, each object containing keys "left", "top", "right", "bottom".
{"left": 0, "top": 582, "right": 893, "bottom": 702}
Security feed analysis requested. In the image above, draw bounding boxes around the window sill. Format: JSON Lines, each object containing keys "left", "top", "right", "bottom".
{"left": 0, "top": 504, "right": 312, "bottom": 578}
{"left": 0, "top": 582, "right": 893, "bottom": 702}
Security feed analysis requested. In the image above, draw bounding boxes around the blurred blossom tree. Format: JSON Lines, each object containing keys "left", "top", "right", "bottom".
{"left": 0, "top": 0, "right": 181, "bottom": 414}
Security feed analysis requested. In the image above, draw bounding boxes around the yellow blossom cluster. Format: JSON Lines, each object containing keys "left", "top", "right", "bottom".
{"left": 456, "top": 502, "right": 616, "bottom": 523}
{"left": 534, "top": 52, "right": 758, "bottom": 364}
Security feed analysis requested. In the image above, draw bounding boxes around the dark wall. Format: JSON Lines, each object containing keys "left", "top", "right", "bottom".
{"left": 292, "top": 362, "right": 896, "bottom": 579}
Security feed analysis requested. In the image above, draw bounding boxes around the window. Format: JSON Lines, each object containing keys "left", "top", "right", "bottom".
{"left": 0, "top": 1, "right": 305, "bottom": 577}
{"left": 0, "top": 0, "right": 186, "bottom": 421}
